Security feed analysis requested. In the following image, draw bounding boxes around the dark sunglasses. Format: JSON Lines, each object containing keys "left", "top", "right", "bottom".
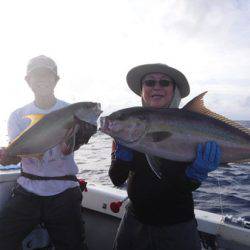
{"left": 142, "top": 79, "right": 172, "bottom": 87}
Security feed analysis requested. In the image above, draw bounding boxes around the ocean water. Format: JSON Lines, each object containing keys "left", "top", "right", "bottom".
{"left": 75, "top": 121, "right": 250, "bottom": 220}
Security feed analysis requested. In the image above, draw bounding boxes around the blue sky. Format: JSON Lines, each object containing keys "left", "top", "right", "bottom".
{"left": 0, "top": 0, "right": 249, "bottom": 144}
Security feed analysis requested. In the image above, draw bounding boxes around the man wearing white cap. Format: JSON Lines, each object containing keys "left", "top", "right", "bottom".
{"left": 109, "top": 63, "right": 221, "bottom": 250}
{"left": 0, "top": 55, "right": 87, "bottom": 249}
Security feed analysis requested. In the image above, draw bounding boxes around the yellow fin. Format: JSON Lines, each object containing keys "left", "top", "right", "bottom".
{"left": 183, "top": 91, "right": 250, "bottom": 136}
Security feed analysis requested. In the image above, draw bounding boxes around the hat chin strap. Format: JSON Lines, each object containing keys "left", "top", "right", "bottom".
{"left": 141, "top": 87, "right": 181, "bottom": 108}
{"left": 169, "top": 87, "right": 181, "bottom": 108}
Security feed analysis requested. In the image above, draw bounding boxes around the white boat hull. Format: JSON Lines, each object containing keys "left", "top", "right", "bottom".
{"left": 0, "top": 170, "right": 249, "bottom": 250}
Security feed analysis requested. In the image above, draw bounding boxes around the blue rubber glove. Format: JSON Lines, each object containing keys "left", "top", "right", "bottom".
{"left": 186, "top": 141, "right": 221, "bottom": 182}
{"left": 114, "top": 143, "right": 133, "bottom": 162}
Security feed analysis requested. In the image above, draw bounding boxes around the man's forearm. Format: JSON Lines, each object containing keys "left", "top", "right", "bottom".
{"left": 109, "top": 159, "right": 131, "bottom": 186}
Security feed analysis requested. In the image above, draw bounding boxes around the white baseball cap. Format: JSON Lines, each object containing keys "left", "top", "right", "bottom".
{"left": 26, "top": 55, "right": 57, "bottom": 75}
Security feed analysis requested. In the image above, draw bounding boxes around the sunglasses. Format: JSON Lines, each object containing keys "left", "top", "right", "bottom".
{"left": 142, "top": 79, "right": 172, "bottom": 87}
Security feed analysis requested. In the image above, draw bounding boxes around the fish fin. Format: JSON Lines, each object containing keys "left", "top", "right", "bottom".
{"left": 60, "top": 140, "right": 75, "bottom": 155}
{"left": 183, "top": 92, "right": 250, "bottom": 136}
{"left": 145, "top": 154, "right": 163, "bottom": 179}
{"left": 18, "top": 153, "right": 44, "bottom": 160}
{"left": 61, "top": 124, "right": 80, "bottom": 154}
{"left": 64, "top": 124, "right": 79, "bottom": 139}
{"left": 145, "top": 131, "right": 172, "bottom": 142}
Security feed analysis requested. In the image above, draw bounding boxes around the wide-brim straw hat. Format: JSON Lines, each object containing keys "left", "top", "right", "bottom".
{"left": 126, "top": 63, "right": 190, "bottom": 98}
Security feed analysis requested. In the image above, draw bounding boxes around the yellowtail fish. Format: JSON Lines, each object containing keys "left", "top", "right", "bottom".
{"left": 5, "top": 102, "right": 102, "bottom": 160}
{"left": 100, "top": 92, "right": 250, "bottom": 171}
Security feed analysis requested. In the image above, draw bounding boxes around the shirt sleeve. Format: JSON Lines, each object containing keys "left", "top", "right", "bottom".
{"left": 176, "top": 174, "right": 201, "bottom": 192}
{"left": 7, "top": 111, "right": 22, "bottom": 142}
{"left": 108, "top": 141, "right": 133, "bottom": 186}
{"left": 1, "top": 111, "right": 22, "bottom": 165}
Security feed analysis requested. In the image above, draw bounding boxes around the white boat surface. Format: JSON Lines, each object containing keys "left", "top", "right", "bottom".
{"left": 0, "top": 168, "right": 249, "bottom": 250}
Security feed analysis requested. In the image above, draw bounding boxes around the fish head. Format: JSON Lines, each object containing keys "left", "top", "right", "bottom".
{"left": 100, "top": 108, "right": 148, "bottom": 144}
{"left": 74, "top": 102, "right": 102, "bottom": 126}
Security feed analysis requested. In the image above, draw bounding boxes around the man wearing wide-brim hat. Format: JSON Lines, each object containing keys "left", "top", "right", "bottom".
{"left": 127, "top": 63, "right": 190, "bottom": 98}
{"left": 109, "top": 63, "right": 221, "bottom": 250}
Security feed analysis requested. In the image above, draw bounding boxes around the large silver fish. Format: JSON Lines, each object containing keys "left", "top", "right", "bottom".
{"left": 5, "top": 102, "right": 102, "bottom": 160}
{"left": 100, "top": 92, "right": 250, "bottom": 176}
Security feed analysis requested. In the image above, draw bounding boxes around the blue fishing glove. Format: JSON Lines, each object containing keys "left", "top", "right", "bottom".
{"left": 114, "top": 143, "right": 133, "bottom": 162}
{"left": 186, "top": 141, "right": 221, "bottom": 183}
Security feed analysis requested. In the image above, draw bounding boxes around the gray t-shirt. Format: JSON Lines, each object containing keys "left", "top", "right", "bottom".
{"left": 7, "top": 99, "right": 78, "bottom": 196}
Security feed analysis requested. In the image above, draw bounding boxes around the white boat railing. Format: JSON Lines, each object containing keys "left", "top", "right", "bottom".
{"left": 0, "top": 168, "right": 249, "bottom": 250}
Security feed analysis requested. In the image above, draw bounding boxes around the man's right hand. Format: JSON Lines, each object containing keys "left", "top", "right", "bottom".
{"left": 114, "top": 143, "right": 133, "bottom": 162}
{"left": 0, "top": 147, "right": 20, "bottom": 166}
{"left": 0, "top": 147, "right": 7, "bottom": 164}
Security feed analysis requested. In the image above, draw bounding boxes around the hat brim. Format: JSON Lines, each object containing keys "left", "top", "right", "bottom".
{"left": 126, "top": 63, "right": 190, "bottom": 98}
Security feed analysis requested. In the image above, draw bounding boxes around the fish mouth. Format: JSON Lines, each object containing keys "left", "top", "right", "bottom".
{"left": 95, "top": 103, "right": 103, "bottom": 116}
{"left": 99, "top": 117, "right": 122, "bottom": 136}
{"left": 99, "top": 116, "right": 147, "bottom": 144}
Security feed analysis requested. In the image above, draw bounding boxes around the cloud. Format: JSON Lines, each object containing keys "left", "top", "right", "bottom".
{"left": 160, "top": 0, "right": 250, "bottom": 47}
{"left": 0, "top": 0, "right": 249, "bottom": 120}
